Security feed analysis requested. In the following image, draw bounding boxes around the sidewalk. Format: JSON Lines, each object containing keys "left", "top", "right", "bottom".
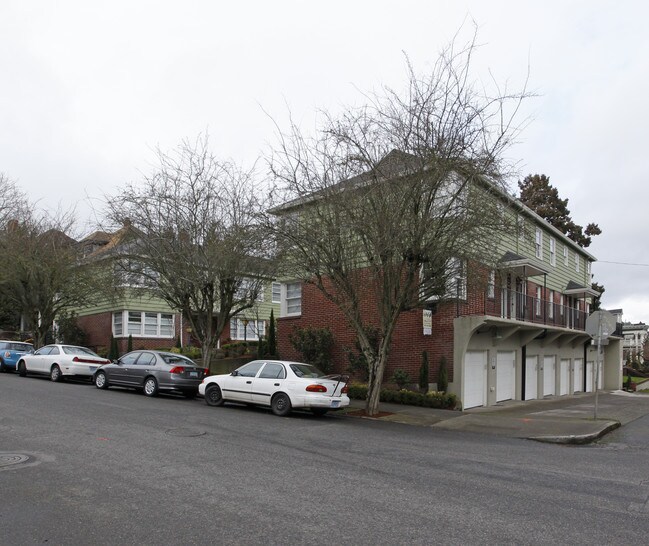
{"left": 345, "top": 390, "right": 649, "bottom": 444}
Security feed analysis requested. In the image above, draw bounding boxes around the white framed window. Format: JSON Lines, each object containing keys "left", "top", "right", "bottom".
{"left": 535, "top": 229, "right": 543, "bottom": 260}
{"left": 487, "top": 270, "right": 495, "bottom": 299}
{"left": 229, "top": 318, "right": 266, "bottom": 341}
{"left": 112, "top": 311, "right": 175, "bottom": 338}
{"left": 560, "top": 294, "right": 565, "bottom": 316}
{"left": 575, "top": 254, "right": 580, "bottom": 273}
{"left": 447, "top": 257, "right": 467, "bottom": 300}
{"left": 283, "top": 282, "right": 302, "bottom": 316}
{"left": 235, "top": 278, "right": 264, "bottom": 302}
{"left": 518, "top": 216, "right": 525, "bottom": 241}
{"left": 271, "top": 282, "right": 281, "bottom": 303}
{"left": 563, "top": 246, "right": 569, "bottom": 266}
{"left": 548, "top": 290, "right": 554, "bottom": 319}
{"left": 535, "top": 286, "right": 542, "bottom": 316}
{"left": 587, "top": 261, "right": 591, "bottom": 277}
{"left": 549, "top": 238, "right": 556, "bottom": 266}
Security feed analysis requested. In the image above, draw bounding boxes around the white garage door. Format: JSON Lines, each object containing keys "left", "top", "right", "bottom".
{"left": 560, "top": 359, "right": 570, "bottom": 395}
{"left": 543, "top": 356, "right": 556, "bottom": 396}
{"left": 464, "top": 351, "right": 487, "bottom": 409}
{"left": 573, "top": 358, "right": 584, "bottom": 392}
{"left": 586, "top": 361, "right": 594, "bottom": 392}
{"left": 497, "top": 351, "right": 516, "bottom": 402}
{"left": 525, "top": 356, "right": 538, "bottom": 400}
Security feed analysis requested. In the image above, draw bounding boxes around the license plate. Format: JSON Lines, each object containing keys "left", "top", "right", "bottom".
{"left": 189, "top": 371, "right": 198, "bottom": 378}
{"left": 330, "top": 400, "right": 340, "bottom": 408}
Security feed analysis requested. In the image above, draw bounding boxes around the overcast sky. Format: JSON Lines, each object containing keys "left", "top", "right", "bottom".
{"left": 1, "top": 1, "right": 647, "bottom": 321}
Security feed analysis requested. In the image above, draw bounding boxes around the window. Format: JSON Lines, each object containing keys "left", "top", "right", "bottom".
{"left": 259, "top": 363, "right": 286, "bottom": 379}
{"left": 272, "top": 282, "right": 281, "bottom": 303}
{"left": 518, "top": 216, "right": 525, "bottom": 241}
{"left": 575, "top": 254, "right": 580, "bottom": 272}
{"left": 548, "top": 290, "right": 554, "bottom": 319}
{"left": 535, "top": 229, "right": 543, "bottom": 259}
{"left": 587, "top": 261, "right": 591, "bottom": 277}
{"left": 120, "top": 352, "right": 140, "bottom": 365}
{"left": 230, "top": 318, "right": 266, "bottom": 341}
{"left": 421, "top": 257, "right": 466, "bottom": 301}
{"left": 137, "top": 352, "right": 156, "bottom": 366}
{"left": 487, "top": 270, "right": 495, "bottom": 298}
{"left": 563, "top": 246, "right": 569, "bottom": 266}
{"left": 113, "top": 311, "right": 175, "bottom": 338}
{"left": 535, "top": 287, "right": 542, "bottom": 316}
{"left": 560, "top": 294, "right": 565, "bottom": 316}
{"left": 235, "top": 278, "right": 264, "bottom": 302}
{"left": 549, "top": 238, "right": 556, "bottom": 266}
{"left": 236, "top": 361, "right": 264, "bottom": 377}
{"left": 284, "top": 282, "right": 302, "bottom": 316}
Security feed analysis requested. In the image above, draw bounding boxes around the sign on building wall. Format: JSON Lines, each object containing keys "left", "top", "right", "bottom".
{"left": 423, "top": 309, "right": 432, "bottom": 335}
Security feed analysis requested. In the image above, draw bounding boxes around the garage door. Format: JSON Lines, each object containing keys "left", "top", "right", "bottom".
{"left": 586, "top": 361, "right": 594, "bottom": 392}
{"left": 464, "top": 351, "right": 487, "bottom": 409}
{"left": 573, "top": 359, "right": 584, "bottom": 392}
{"left": 543, "top": 356, "right": 556, "bottom": 396}
{"left": 559, "top": 359, "right": 570, "bottom": 395}
{"left": 497, "top": 351, "right": 516, "bottom": 402}
{"left": 525, "top": 356, "right": 538, "bottom": 400}
{"left": 598, "top": 362, "right": 603, "bottom": 389}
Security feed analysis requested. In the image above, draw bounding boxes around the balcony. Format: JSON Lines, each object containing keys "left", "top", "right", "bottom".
{"left": 462, "top": 288, "right": 587, "bottom": 331}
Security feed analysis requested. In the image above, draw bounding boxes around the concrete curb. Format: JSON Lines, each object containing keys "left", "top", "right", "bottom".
{"left": 528, "top": 421, "right": 621, "bottom": 445}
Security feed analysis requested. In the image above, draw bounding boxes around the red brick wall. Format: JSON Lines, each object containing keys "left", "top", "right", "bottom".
{"left": 277, "top": 279, "right": 458, "bottom": 386}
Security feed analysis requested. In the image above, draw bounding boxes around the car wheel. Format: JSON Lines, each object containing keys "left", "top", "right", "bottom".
{"left": 271, "top": 393, "right": 292, "bottom": 417}
{"left": 204, "top": 384, "right": 224, "bottom": 407}
{"left": 18, "top": 361, "right": 27, "bottom": 377}
{"left": 95, "top": 371, "right": 109, "bottom": 390}
{"left": 50, "top": 364, "right": 63, "bottom": 382}
{"left": 0, "top": 359, "right": 6, "bottom": 373}
{"left": 143, "top": 377, "right": 158, "bottom": 397}
{"left": 311, "top": 408, "right": 329, "bottom": 417}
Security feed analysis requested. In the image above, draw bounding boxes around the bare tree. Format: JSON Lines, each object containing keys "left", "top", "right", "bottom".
{"left": 105, "top": 135, "right": 272, "bottom": 368}
{"left": 268, "top": 31, "right": 529, "bottom": 415}
{"left": 0, "top": 210, "right": 108, "bottom": 348}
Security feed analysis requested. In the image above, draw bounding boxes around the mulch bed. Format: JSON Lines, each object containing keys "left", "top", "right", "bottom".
{"left": 346, "top": 409, "right": 395, "bottom": 418}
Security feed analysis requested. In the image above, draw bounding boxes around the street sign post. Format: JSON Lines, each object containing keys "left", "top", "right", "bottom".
{"left": 585, "top": 310, "right": 617, "bottom": 419}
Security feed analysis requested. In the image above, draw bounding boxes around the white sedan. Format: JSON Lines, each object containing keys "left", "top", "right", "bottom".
{"left": 17, "top": 344, "right": 110, "bottom": 382}
{"left": 199, "top": 359, "right": 350, "bottom": 416}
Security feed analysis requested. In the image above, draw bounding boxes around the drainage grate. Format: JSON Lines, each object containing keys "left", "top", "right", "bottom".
{"left": 0, "top": 454, "right": 30, "bottom": 468}
{"left": 165, "top": 428, "right": 206, "bottom": 438}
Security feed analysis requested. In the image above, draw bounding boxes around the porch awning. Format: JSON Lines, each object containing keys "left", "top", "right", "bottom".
{"left": 563, "top": 280, "right": 600, "bottom": 298}
{"left": 498, "top": 252, "right": 551, "bottom": 277}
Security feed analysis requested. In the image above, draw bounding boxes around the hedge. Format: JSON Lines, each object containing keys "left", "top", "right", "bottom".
{"left": 347, "top": 383, "right": 457, "bottom": 410}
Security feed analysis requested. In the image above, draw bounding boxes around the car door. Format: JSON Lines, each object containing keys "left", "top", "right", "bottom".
{"left": 110, "top": 352, "right": 141, "bottom": 385}
{"left": 128, "top": 352, "right": 156, "bottom": 387}
{"left": 250, "top": 362, "right": 286, "bottom": 406}
{"left": 220, "top": 361, "right": 264, "bottom": 402}
{"left": 29, "top": 346, "right": 55, "bottom": 373}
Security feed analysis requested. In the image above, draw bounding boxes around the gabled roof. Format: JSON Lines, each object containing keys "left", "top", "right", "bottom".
{"left": 84, "top": 224, "right": 143, "bottom": 260}
{"left": 79, "top": 230, "right": 112, "bottom": 244}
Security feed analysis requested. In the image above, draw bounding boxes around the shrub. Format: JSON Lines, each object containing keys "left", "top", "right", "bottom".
{"left": 108, "top": 335, "right": 119, "bottom": 361}
{"left": 419, "top": 351, "right": 429, "bottom": 394}
{"left": 127, "top": 335, "right": 133, "bottom": 352}
{"left": 391, "top": 369, "right": 410, "bottom": 390}
{"left": 437, "top": 356, "right": 448, "bottom": 393}
{"left": 346, "top": 383, "right": 457, "bottom": 409}
{"left": 289, "top": 326, "right": 334, "bottom": 373}
{"left": 221, "top": 341, "right": 248, "bottom": 357}
{"left": 266, "top": 309, "right": 278, "bottom": 357}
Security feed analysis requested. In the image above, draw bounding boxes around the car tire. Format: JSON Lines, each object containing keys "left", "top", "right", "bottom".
{"left": 50, "top": 364, "right": 63, "bottom": 382}
{"left": 204, "top": 384, "right": 224, "bottom": 407}
{"left": 143, "top": 377, "right": 158, "bottom": 397}
{"left": 311, "top": 408, "right": 329, "bottom": 417}
{"left": 0, "top": 359, "right": 6, "bottom": 373}
{"left": 271, "top": 393, "right": 292, "bottom": 417}
{"left": 18, "top": 361, "right": 27, "bottom": 377}
{"left": 95, "top": 371, "right": 109, "bottom": 390}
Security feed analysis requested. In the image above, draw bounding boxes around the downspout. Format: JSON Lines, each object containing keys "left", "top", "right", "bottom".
{"left": 521, "top": 345, "right": 527, "bottom": 400}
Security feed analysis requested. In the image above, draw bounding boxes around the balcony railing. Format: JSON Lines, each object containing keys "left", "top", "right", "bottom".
{"left": 462, "top": 288, "right": 588, "bottom": 331}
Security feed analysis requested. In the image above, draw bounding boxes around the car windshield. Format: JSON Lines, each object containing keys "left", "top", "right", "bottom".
{"left": 62, "top": 346, "right": 99, "bottom": 356}
{"left": 8, "top": 343, "right": 33, "bottom": 352}
{"left": 161, "top": 354, "right": 195, "bottom": 366}
{"left": 289, "top": 363, "right": 327, "bottom": 378}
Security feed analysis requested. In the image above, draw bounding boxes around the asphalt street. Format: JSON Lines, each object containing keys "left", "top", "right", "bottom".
{"left": 2, "top": 372, "right": 649, "bottom": 545}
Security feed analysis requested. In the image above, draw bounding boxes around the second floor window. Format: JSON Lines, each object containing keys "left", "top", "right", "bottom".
{"left": 272, "top": 282, "right": 281, "bottom": 303}
{"left": 549, "top": 238, "right": 556, "bottom": 266}
{"left": 284, "top": 282, "right": 302, "bottom": 316}
{"left": 535, "top": 229, "right": 543, "bottom": 260}
{"left": 575, "top": 254, "right": 580, "bottom": 273}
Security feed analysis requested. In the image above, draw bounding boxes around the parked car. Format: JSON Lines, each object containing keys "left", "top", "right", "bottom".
{"left": 199, "top": 359, "right": 350, "bottom": 416}
{"left": 17, "top": 344, "right": 110, "bottom": 381}
{"left": 0, "top": 340, "right": 34, "bottom": 372}
{"left": 94, "top": 350, "right": 208, "bottom": 398}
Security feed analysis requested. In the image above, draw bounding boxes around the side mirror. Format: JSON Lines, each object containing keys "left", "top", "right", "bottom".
{"left": 231, "top": 370, "right": 239, "bottom": 376}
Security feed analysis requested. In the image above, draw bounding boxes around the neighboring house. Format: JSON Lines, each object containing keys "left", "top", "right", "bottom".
{"left": 272, "top": 153, "right": 623, "bottom": 410}
{"left": 74, "top": 225, "right": 280, "bottom": 354}
{"left": 622, "top": 321, "right": 648, "bottom": 362}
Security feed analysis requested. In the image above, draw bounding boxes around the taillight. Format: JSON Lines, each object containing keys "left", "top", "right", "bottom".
{"left": 306, "top": 384, "right": 327, "bottom": 393}
{"left": 169, "top": 366, "right": 185, "bottom": 374}
{"left": 203, "top": 368, "right": 209, "bottom": 376}
{"left": 341, "top": 385, "right": 348, "bottom": 394}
